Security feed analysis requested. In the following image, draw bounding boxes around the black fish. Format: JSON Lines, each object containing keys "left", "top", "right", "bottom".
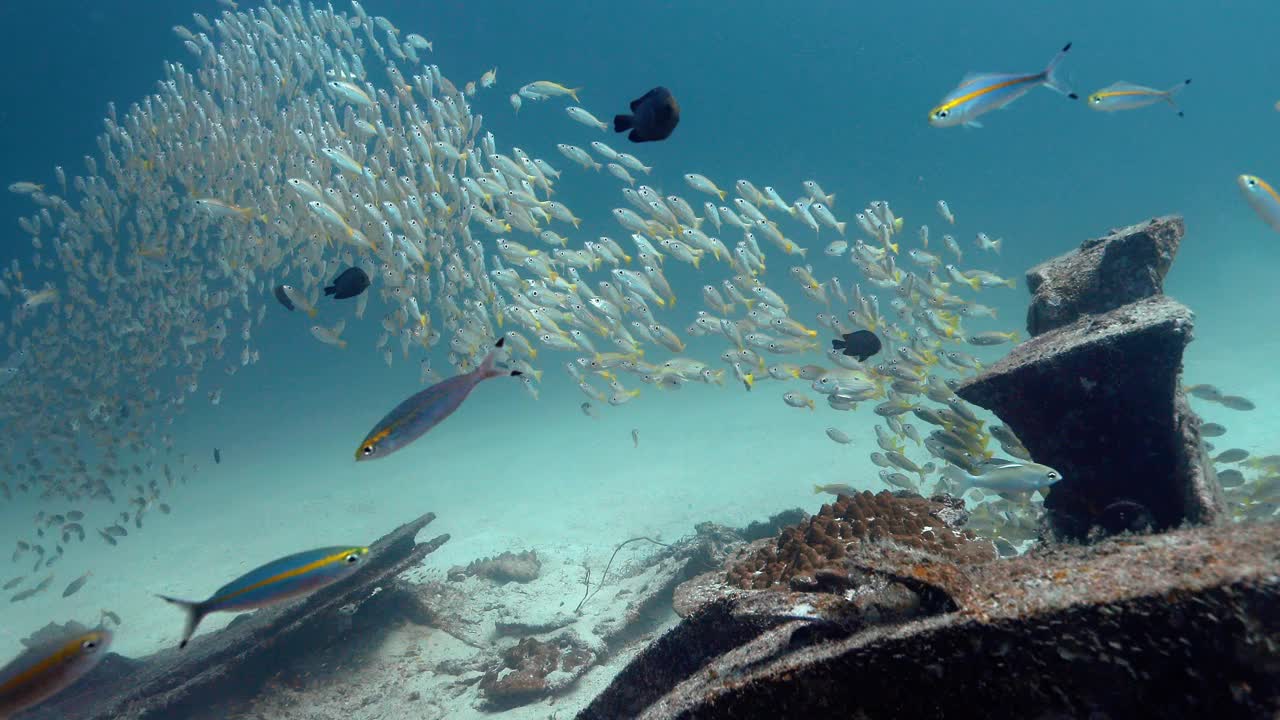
{"left": 273, "top": 284, "right": 294, "bottom": 311}
{"left": 831, "top": 330, "right": 882, "bottom": 362}
{"left": 213, "top": 448, "right": 221, "bottom": 465}
{"left": 613, "top": 87, "right": 680, "bottom": 143}
{"left": 324, "top": 267, "right": 370, "bottom": 300}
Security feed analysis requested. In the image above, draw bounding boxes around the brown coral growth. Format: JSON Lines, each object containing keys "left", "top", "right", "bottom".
{"left": 726, "top": 491, "right": 992, "bottom": 590}
{"left": 451, "top": 549, "right": 542, "bottom": 583}
{"left": 479, "top": 634, "right": 595, "bottom": 708}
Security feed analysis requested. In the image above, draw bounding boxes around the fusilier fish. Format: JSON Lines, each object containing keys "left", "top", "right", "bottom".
{"left": 929, "top": 43, "right": 1077, "bottom": 128}
{"left": 1238, "top": 175, "right": 1280, "bottom": 233}
{"left": 159, "top": 546, "right": 369, "bottom": 648}
{"left": 1087, "top": 79, "right": 1190, "bottom": 116}
{"left": 0, "top": 627, "right": 112, "bottom": 717}
{"left": 356, "top": 339, "right": 523, "bottom": 460}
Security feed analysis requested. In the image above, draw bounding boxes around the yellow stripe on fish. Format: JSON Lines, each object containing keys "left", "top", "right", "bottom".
{"left": 1238, "top": 174, "right": 1280, "bottom": 233}
{"left": 208, "top": 547, "right": 363, "bottom": 606}
{"left": 0, "top": 629, "right": 110, "bottom": 717}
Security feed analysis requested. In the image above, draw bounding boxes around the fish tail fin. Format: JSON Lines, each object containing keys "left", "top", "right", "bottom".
{"left": 718, "top": 190, "right": 727, "bottom": 201}
{"left": 1166, "top": 78, "right": 1192, "bottom": 97}
{"left": 157, "top": 595, "right": 206, "bottom": 649}
{"left": 836, "top": 221, "right": 847, "bottom": 235}
{"left": 478, "top": 337, "right": 507, "bottom": 379}
{"left": 1004, "top": 278, "right": 1016, "bottom": 289}
{"left": 1042, "top": 42, "right": 1077, "bottom": 98}
{"left": 306, "top": 307, "right": 318, "bottom": 318}
{"left": 813, "top": 484, "right": 825, "bottom": 495}
{"left": 323, "top": 285, "right": 336, "bottom": 296}
{"left": 613, "top": 114, "right": 633, "bottom": 133}
{"left": 993, "top": 238, "right": 1003, "bottom": 254}
{"left": 940, "top": 465, "right": 975, "bottom": 494}
{"left": 337, "top": 339, "right": 348, "bottom": 349}
{"left": 1165, "top": 79, "right": 1191, "bottom": 116}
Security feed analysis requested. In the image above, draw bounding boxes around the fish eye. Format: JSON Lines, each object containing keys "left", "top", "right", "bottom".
{"left": 1091, "top": 96, "right": 1101, "bottom": 104}
{"left": 1047, "top": 471, "right": 1060, "bottom": 481}
{"left": 934, "top": 109, "right": 949, "bottom": 119}
{"left": 345, "top": 552, "right": 362, "bottom": 563}
{"left": 361, "top": 444, "right": 375, "bottom": 456}
{"left": 81, "top": 639, "right": 99, "bottom": 651}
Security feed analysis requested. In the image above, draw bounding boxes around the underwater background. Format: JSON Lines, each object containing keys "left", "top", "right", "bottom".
{"left": 0, "top": 0, "right": 1276, "bottom": 716}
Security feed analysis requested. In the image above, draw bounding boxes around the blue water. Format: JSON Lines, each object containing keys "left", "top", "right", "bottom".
{"left": 0, "top": 0, "right": 1276, "bottom": 715}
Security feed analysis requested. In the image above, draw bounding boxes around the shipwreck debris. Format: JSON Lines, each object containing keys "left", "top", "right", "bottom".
{"left": 582, "top": 521, "right": 1280, "bottom": 719}
{"left": 957, "top": 216, "right": 1224, "bottom": 540}
{"left": 23, "top": 512, "right": 449, "bottom": 720}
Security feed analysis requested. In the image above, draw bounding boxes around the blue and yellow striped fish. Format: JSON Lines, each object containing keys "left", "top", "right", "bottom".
{"left": 1087, "top": 79, "right": 1191, "bottom": 116}
{"left": 159, "top": 546, "right": 369, "bottom": 648}
{"left": 0, "top": 628, "right": 111, "bottom": 718}
{"left": 356, "top": 337, "right": 522, "bottom": 461}
{"left": 929, "top": 42, "right": 1077, "bottom": 128}
{"left": 1238, "top": 174, "right": 1280, "bottom": 233}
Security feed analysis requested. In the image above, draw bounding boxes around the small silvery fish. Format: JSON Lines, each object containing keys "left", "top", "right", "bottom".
{"left": 0, "top": 628, "right": 112, "bottom": 717}
{"left": 1200, "top": 422, "right": 1227, "bottom": 438}
{"left": 1212, "top": 449, "right": 1249, "bottom": 464}
{"left": 159, "top": 546, "right": 369, "bottom": 648}
{"left": 1087, "top": 79, "right": 1190, "bottom": 116}
{"left": 62, "top": 571, "right": 92, "bottom": 598}
{"left": 942, "top": 462, "right": 1063, "bottom": 495}
{"left": 825, "top": 427, "right": 855, "bottom": 445}
{"left": 356, "top": 338, "right": 523, "bottom": 461}
{"left": 1219, "top": 395, "right": 1257, "bottom": 411}
{"left": 10, "top": 575, "right": 53, "bottom": 603}
{"left": 929, "top": 42, "right": 1077, "bottom": 128}
{"left": 1218, "top": 469, "right": 1245, "bottom": 488}
{"left": 1184, "top": 384, "right": 1224, "bottom": 401}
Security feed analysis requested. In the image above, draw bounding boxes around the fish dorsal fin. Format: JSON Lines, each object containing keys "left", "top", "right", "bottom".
{"left": 631, "top": 87, "right": 663, "bottom": 112}
{"left": 957, "top": 71, "right": 994, "bottom": 88}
